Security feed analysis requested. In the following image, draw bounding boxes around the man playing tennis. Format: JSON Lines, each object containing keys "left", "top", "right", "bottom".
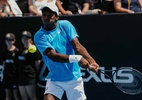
{"left": 34, "top": 1, "right": 99, "bottom": 100}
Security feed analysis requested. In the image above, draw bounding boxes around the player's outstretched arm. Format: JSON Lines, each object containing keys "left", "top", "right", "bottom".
{"left": 71, "top": 37, "right": 99, "bottom": 72}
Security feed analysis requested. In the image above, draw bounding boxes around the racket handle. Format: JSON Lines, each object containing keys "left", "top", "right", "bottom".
{"left": 87, "top": 67, "right": 100, "bottom": 74}
{"left": 97, "top": 69, "right": 101, "bottom": 74}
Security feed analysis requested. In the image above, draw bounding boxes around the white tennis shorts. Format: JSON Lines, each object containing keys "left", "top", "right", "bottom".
{"left": 44, "top": 77, "right": 87, "bottom": 100}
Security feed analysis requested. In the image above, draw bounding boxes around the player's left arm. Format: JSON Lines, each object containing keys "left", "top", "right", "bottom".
{"left": 71, "top": 37, "right": 99, "bottom": 71}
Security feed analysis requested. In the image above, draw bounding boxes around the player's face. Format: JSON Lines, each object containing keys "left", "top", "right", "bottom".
{"left": 41, "top": 12, "right": 58, "bottom": 29}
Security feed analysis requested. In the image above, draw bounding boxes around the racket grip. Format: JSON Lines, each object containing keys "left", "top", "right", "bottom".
{"left": 96, "top": 69, "right": 101, "bottom": 74}
{"left": 87, "top": 68, "right": 100, "bottom": 74}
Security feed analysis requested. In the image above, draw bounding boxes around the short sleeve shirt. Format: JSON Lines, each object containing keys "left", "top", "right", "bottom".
{"left": 34, "top": 20, "right": 82, "bottom": 81}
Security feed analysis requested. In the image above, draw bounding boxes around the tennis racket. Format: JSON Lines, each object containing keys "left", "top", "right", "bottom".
{"left": 92, "top": 67, "right": 142, "bottom": 95}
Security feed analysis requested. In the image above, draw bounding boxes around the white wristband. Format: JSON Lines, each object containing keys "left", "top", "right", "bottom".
{"left": 69, "top": 55, "right": 83, "bottom": 63}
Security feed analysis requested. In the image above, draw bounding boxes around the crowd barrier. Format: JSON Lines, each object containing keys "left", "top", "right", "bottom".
{"left": 0, "top": 13, "right": 142, "bottom": 100}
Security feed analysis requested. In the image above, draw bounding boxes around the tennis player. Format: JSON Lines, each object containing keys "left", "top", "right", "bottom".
{"left": 34, "top": 1, "right": 99, "bottom": 100}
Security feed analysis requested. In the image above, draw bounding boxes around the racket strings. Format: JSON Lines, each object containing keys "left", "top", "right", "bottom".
{"left": 114, "top": 70, "right": 142, "bottom": 95}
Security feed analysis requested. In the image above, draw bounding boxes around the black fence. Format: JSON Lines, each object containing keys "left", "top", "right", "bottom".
{"left": 0, "top": 13, "right": 142, "bottom": 100}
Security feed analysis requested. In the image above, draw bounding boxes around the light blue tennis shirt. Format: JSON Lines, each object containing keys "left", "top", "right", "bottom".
{"left": 34, "top": 20, "right": 82, "bottom": 81}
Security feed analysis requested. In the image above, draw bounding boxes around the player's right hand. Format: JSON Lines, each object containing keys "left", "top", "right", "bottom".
{"left": 78, "top": 57, "right": 90, "bottom": 68}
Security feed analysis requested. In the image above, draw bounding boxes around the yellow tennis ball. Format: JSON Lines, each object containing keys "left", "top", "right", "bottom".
{"left": 28, "top": 45, "right": 37, "bottom": 53}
